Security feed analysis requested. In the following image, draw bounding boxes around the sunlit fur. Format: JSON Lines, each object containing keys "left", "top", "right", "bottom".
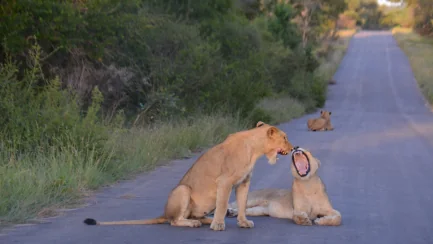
{"left": 227, "top": 148, "right": 341, "bottom": 226}
{"left": 83, "top": 121, "right": 293, "bottom": 231}
{"left": 307, "top": 110, "right": 334, "bottom": 131}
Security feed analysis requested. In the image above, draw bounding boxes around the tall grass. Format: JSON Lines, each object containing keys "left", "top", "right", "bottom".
{"left": 392, "top": 27, "right": 433, "bottom": 104}
{"left": 0, "top": 31, "right": 355, "bottom": 226}
{"left": 0, "top": 114, "right": 244, "bottom": 224}
{"left": 315, "top": 29, "right": 357, "bottom": 81}
{"left": 254, "top": 29, "right": 357, "bottom": 125}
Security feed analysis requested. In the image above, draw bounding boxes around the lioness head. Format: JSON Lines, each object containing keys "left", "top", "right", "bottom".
{"left": 320, "top": 110, "right": 332, "bottom": 120}
{"left": 256, "top": 121, "right": 293, "bottom": 165}
{"left": 290, "top": 147, "right": 320, "bottom": 180}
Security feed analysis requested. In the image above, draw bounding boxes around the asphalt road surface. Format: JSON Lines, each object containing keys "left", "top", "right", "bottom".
{"left": 2, "top": 30, "right": 433, "bottom": 244}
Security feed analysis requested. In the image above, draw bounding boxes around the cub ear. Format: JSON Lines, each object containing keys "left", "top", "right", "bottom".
{"left": 256, "top": 121, "right": 265, "bottom": 127}
{"left": 320, "top": 110, "right": 324, "bottom": 115}
{"left": 267, "top": 127, "right": 278, "bottom": 137}
{"left": 329, "top": 111, "right": 332, "bottom": 115}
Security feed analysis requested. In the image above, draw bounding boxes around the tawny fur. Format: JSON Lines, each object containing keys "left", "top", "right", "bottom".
{"left": 307, "top": 110, "right": 334, "bottom": 131}
{"left": 83, "top": 121, "right": 294, "bottom": 231}
{"left": 227, "top": 149, "right": 341, "bottom": 226}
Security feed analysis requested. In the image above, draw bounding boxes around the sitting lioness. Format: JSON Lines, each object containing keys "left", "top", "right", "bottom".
{"left": 307, "top": 110, "right": 334, "bottom": 131}
{"left": 226, "top": 147, "right": 341, "bottom": 226}
{"left": 83, "top": 121, "right": 294, "bottom": 231}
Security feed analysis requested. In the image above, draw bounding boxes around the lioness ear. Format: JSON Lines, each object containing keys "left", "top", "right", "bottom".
{"left": 267, "top": 127, "right": 278, "bottom": 137}
{"left": 256, "top": 121, "right": 265, "bottom": 127}
{"left": 320, "top": 110, "right": 323, "bottom": 115}
{"left": 329, "top": 111, "right": 332, "bottom": 115}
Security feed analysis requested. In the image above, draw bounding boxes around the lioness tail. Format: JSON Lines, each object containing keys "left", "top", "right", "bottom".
{"left": 83, "top": 216, "right": 167, "bottom": 226}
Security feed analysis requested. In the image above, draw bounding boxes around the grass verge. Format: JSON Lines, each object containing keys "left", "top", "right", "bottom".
{"left": 392, "top": 27, "right": 433, "bottom": 104}
{"left": 0, "top": 29, "right": 356, "bottom": 227}
{"left": 315, "top": 29, "right": 357, "bottom": 82}
{"left": 0, "top": 115, "right": 245, "bottom": 225}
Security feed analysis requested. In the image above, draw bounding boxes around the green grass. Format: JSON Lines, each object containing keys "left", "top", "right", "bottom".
{"left": 392, "top": 27, "right": 433, "bottom": 104}
{"left": 0, "top": 115, "right": 244, "bottom": 225}
{"left": 254, "top": 96, "right": 306, "bottom": 124}
{"left": 255, "top": 29, "right": 357, "bottom": 125}
{"left": 0, "top": 28, "right": 356, "bottom": 227}
{"left": 315, "top": 29, "right": 357, "bottom": 81}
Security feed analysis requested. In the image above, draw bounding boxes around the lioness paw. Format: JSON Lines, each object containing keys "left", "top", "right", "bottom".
{"left": 237, "top": 219, "right": 254, "bottom": 228}
{"left": 210, "top": 221, "right": 226, "bottom": 231}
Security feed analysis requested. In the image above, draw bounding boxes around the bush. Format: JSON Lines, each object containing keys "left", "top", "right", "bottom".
{"left": 0, "top": 0, "right": 349, "bottom": 224}
{"left": 0, "top": 44, "right": 116, "bottom": 154}
{"left": 252, "top": 96, "right": 306, "bottom": 125}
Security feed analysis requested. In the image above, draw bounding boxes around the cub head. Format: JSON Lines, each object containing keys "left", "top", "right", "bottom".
{"left": 320, "top": 110, "right": 332, "bottom": 120}
{"left": 290, "top": 147, "right": 320, "bottom": 180}
{"left": 256, "top": 121, "right": 294, "bottom": 165}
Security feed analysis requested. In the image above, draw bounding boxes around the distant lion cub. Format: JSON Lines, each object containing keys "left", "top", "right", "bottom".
{"left": 307, "top": 110, "right": 333, "bottom": 131}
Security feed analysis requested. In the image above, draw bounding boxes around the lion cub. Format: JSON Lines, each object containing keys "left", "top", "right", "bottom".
{"left": 84, "top": 121, "right": 294, "bottom": 231}
{"left": 227, "top": 147, "right": 341, "bottom": 226}
{"left": 307, "top": 110, "right": 334, "bottom": 131}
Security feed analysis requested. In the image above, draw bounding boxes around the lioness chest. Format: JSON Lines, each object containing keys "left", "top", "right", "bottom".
{"left": 233, "top": 159, "right": 256, "bottom": 187}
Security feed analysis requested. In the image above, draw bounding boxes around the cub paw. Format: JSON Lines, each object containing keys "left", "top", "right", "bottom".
{"left": 191, "top": 220, "right": 202, "bottom": 228}
{"left": 210, "top": 220, "right": 226, "bottom": 231}
{"left": 226, "top": 208, "right": 238, "bottom": 218}
{"left": 237, "top": 219, "right": 254, "bottom": 228}
{"left": 293, "top": 211, "right": 312, "bottom": 226}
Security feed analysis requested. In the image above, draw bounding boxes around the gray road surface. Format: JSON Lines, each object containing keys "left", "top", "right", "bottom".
{"left": 2, "top": 30, "right": 433, "bottom": 244}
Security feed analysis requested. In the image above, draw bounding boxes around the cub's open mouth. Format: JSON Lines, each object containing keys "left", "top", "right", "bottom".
{"left": 291, "top": 147, "right": 310, "bottom": 177}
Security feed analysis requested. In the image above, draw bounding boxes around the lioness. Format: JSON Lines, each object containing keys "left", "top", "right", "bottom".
{"left": 307, "top": 110, "right": 334, "bottom": 131}
{"left": 83, "top": 121, "right": 294, "bottom": 231}
{"left": 226, "top": 147, "right": 341, "bottom": 226}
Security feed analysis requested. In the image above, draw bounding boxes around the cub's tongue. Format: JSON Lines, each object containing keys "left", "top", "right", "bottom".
{"left": 295, "top": 159, "right": 308, "bottom": 175}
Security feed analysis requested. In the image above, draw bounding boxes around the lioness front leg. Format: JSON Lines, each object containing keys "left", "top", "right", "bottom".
{"left": 235, "top": 176, "right": 254, "bottom": 229}
{"left": 314, "top": 209, "right": 341, "bottom": 226}
{"left": 293, "top": 210, "right": 312, "bottom": 226}
{"left": 210, "top": 183, "right": 232, "bottom": 231}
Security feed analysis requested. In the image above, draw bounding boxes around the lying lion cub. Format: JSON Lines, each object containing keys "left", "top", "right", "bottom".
{"left": 227, "top": 147, "right": 341, "bottom": 226}
{"left": 307, "top": 110, "right": 334, "bottom": 131}
{"left": 83, "top": 121, "right": 293, "bottom": 231}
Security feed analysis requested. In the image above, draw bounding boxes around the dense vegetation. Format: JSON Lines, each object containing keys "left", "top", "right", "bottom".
{"left": 339, "top": 0, "right": 432, "bottom": 36}
{"left": 0, "top": 0, "right": 351, "bottom": 224}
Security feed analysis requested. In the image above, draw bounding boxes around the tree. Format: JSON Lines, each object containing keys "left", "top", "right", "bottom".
{"left": 291, "top": 0, "right": 347, "bottom": 47}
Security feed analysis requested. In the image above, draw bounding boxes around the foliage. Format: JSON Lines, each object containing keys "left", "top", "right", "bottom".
{"left": 0, "top": 0, "right": 350, "bottom": 224}
{"left": 0, "top": 44, "right": 114, "bottom": 154}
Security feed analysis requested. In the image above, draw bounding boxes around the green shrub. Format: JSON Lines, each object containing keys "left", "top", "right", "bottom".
{"left": 254, "top": 96, "right": 306, "bottom": 125}
{"left": 0, "top": 44, "right": 114, "bottom": 154}
{"left": 267, "top": 3, "right": 301, "bottom": 49}
{"left": 0, "top": 0, "right": 349, "bottom": 225}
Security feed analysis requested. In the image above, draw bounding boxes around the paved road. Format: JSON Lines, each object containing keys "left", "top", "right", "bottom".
{"left": 3, "top": 30, "right": 433, "bottom": 244}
